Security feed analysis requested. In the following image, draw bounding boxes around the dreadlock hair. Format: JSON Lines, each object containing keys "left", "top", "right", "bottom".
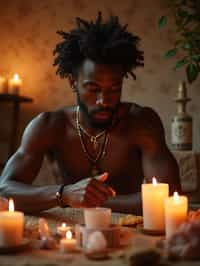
{"left": 53, "top": 12, "right": 144, "bottom": 80}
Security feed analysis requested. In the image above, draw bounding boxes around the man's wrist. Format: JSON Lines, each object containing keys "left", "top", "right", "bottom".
{"left": 56, "top": 184, "right": 68, "bottom": 208}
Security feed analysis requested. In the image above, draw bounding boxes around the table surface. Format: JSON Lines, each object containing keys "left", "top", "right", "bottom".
{"left": 0, "top": 207, "right": 199, "bottom": 266}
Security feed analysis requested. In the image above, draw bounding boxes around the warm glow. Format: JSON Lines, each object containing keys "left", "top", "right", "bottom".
{"left": 152, "top": 177, "right": 157, "bottom": 186}
{"left": 13, "top": 74, "right": 20, "bottom": 81}
{"left": 9, "top": 198, "right": 15, "bottom": 212}
{"left": 62, "top": 223, "right": 66, "bottom": 228}
{"left": 173, "top": 191, "right": 179, "bottom": 203}
{"left": 66, "top": 230, "right": 72, "bottom": 240}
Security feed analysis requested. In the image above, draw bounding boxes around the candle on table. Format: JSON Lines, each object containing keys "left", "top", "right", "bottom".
{"left": 0, "top": 75, "right": 8, "bottom": 93}
{"left": 84, "top": 207, "right": 111, "bottom": 229}
{"left": 57, "top": 223, "right": 71, "bottom": 238}
{"left": 142, "top": 177, "right": 169, "bottom": 231}
{"left": 0, "top": 198, "right": 24, "bottom": 247}
{"left": 165, "top": 192, "right": 188, "bottom": 239}
{"left": 60, "top": 230, "right": 77, "bottom": 252}
{"left": 9, "top": 74, "right": 22, "bottom": 95}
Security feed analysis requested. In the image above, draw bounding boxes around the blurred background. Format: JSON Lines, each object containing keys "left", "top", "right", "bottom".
{"left": 0, "top": 0, "right": 200, "bottom": 165}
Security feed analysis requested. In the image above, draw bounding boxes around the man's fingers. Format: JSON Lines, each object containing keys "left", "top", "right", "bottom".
{"left": 95, "top": 172, "right": 108, "bottom": 182}
{"left": 108, "top": 186, "right": 116, "bottom": 197}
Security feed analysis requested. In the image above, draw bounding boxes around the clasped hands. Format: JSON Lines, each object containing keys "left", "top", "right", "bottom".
{"left": 62, "top": 172, "right": 116, "bottom": 208}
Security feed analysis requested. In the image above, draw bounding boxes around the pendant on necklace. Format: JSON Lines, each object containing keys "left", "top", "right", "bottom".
{"left": 91, "top": 165, "right": 99, "bottom": 177}
{"left": 90, "top": 136, "right": 98, "bottom": 151}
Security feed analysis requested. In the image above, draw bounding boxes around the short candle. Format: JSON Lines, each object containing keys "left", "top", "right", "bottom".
{"left": 142, "top": 177, "right": 169, "bottom": 231}
{"left": 0, "top": 198, "right": 24, "bottom": 247}
{"left": 84, "top": 207, "right": 111, "bottom": 229}
{"left": 9, "top": 73, "right": 22, "bottom": 94}
{"left": 165, "top": 192, "right": 188, "bottom": 239}
{"left": 60, "top": 230, "right": 77, "bottom": 252}
{"left": 57, "top": 223, "right": 71, "bottom": 238}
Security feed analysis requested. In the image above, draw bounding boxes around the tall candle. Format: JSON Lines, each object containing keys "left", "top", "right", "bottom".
{"left": 0, "top": 199, "right": 24, "bottom": 247}
{"left": 142, "top": 177, "right": 169, "bottom": 231}
{"left": 9, "top": 74, "right": 22, "bottom": 95}
{"left": 165, "top": 192, "right": 188, "bottom": 239}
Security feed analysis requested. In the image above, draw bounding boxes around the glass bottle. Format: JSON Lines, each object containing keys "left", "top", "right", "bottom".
{"left": 171, "top": 81, "right": 192, "bottom": 150}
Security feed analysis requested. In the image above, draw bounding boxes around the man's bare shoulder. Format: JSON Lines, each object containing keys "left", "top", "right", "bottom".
{"left": 128, "top": 103, "right": 164, "bottom": 131}
{"left": 21, "top": 106, "right": 75, "bottom": 148}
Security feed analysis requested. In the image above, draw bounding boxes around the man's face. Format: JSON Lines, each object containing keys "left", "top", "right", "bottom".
{"left": 74, "top": 59, "right": 125, "bottom": 129}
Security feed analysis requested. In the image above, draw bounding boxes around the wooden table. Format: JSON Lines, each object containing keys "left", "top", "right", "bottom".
{"left": 0, "top": 208, "right": 199, "bottom": 266}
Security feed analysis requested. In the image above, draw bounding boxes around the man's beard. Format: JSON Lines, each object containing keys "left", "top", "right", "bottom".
{"left": 77, "top": 94, "right": 117, "bottom": 130}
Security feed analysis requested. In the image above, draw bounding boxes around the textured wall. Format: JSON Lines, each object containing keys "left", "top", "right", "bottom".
{"left": 0, "top": 0, "right": 200, "bottom": 163}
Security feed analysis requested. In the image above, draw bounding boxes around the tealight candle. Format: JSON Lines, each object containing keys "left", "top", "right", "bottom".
{"left": 57, "top": 223, "right": 71, "bottom": 238}
{"left": 84, "top": 207, "right": 111, "bottom": 229}
{"left": 0, "top": 199, "right": 24, "bottom": 247}
{"left": 142, "top": 177, "right": 169, "bottom": 231}
{"left": 60, "top": 230, "right": 77, "bottom": 252}
{"left": 165, "top": 192, "right": 188, "bottom": 239}
{"left": 9, "top": 73, "right": 22, "bottom": 94}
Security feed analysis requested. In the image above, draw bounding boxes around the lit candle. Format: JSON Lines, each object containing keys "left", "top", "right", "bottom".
{"left": 84, "top": 207, "right": 111, "bottom": 229}
{"left": 0, "top": 198, "right": 24, "bottom": 247}
{"left": 57, "top": 223, "right": 71, "bottom": 238}
{"left": 165, "top": 192, "right": 188, "bottom": 239}
{"left": 0, "top": 75, "right": 8, "bottom": 93}
{"left": 142, "top": 177, "right": 169, "bottom": 231}
{"left": 60, "top": 230, "right": 77, "bottom": 252}
{"left": 9, "top": 74, "right": 22, "bottom": 94}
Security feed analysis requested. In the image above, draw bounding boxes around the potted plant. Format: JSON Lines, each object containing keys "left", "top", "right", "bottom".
{"left": 159, "top": 0, "right": 200, "bottom": 83}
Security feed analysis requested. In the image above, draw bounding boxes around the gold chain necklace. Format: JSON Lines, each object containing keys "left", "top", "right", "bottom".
{"left": 78, "top": 119, "right": 106, "bottom": 151}
{"left": 76, "top": 106, "right": 109, "bottom": 176}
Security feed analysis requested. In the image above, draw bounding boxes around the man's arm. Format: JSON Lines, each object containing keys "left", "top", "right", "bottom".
{"left": 0, "top": 112, "right": 61, "bottom": 213}
{"left": 103, "top": 192, "right": 142, "bottom": 215}
{"left": 104, "top": 107, "right": 181, "bottom": 215}
{"left": 140, "top": 107, "right": 181, "bottom": 194}
{"left": 0, "top": 112, "right": 114, "bottom": 213}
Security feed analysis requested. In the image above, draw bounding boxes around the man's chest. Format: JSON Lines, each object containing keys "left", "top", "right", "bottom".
{"left": 52, "top": 130, "right": 143, "bottom": 190}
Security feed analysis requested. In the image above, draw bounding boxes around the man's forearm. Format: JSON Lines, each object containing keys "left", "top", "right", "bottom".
{"left": 0, "top": 181, "right": 61, "bottom": 213}
{"left": 103, "top": 192, "right": 142, "bottom": 215}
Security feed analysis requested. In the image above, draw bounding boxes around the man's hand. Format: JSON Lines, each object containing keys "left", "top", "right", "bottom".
{"left": 63, "top": 172, "right": 116, "bottom": 208}
{"left": 0, "top": 197, "right": 8, "bottom": 211}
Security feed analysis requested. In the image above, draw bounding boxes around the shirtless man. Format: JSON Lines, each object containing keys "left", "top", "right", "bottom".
{"left": 0, "top": 13, "right": 181, "bottom": 214}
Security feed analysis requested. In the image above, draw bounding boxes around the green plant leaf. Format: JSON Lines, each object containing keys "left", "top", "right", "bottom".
{"left": 183, "top": 42, "right": 192, "bottom": 50}
{"left": 174, "top": 57, "right": 188, "bottom": 70}
{"left": 158, "top": 16, "right": 168, "bottom": 29}
{"left": 186, "top": 63, "right": 199, "bottom": 83}
{"left": 192, "top": 54, "right": 200, "bottom": 62}
{"left": 164, "top": 48, "right": 178, "bottom": 59}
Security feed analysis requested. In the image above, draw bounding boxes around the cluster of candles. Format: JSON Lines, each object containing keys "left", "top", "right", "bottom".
{"left": 0, "top": 179, "right": 188, "bottom": 249}
{"left": 142, "top": 177, "right": 188, "bottom": 238}
{"left": 0, "top": 74, "right": 22, "bottom": 94}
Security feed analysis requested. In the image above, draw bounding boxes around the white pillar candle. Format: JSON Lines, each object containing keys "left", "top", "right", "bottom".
{"left": 165, "top": 192, "right": 188, "bottom": 239}
{"left": 84, "top": 207, "right": 111, "bottom": 229}
{"left": 57, "top": 223, "right": 71, "bottom": 238}
{"left": 9, "top": 74, "right": 22, "bottom": 94}
{"left": 0, "top": 199, "right": 24, "bottom": 247}
{"left": 142, "top": 177, "right": 169, "bottom": 231}
{"left": 60, "top": 230, "right": 77, "bottom": 252}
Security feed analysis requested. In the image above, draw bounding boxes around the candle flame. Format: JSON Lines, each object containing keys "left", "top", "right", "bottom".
{"left": 9, "top": 198, "right": 15, "bottom": 212}
{"left": 13, "top": 73, "right": 20, "bottom": 81}
{"left": 66, "top": 230, "right": 72, "bottom": 240}
{"left": 152, "top": 177, "right": 157, "bottom": 186}
{"left": 173, "top": 191, "right": 179, "bottom": 203}
{"left": 62, "top": 223, "right": 66, "bottom": 228}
